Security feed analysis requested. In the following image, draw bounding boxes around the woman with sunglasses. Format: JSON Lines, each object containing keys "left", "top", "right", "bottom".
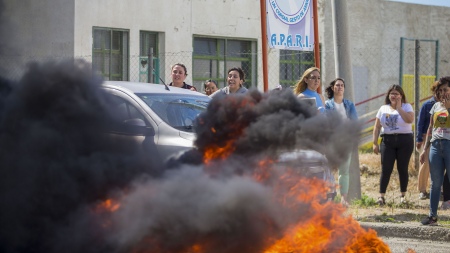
{"left": 293, "top": 67, "right": 325, "bottom": 113}
{"left": 324, "top": 78, "right": 358, "bottom": 207}
{"left": 420, "top": 77, "right": 450, "bottom": 226}
{"left": 372, "top": 84, "right": 414, "bottom": 206}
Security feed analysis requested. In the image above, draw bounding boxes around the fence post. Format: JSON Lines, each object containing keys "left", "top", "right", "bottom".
{"left": 435, "top": 40, "right": 440, "bottom": 79}
{"left": 414, "top": 40, "right": 420, "bottom": 171}
{"left": 399, "top": 37, "right": 405, "bottom": 86}
{"left": 148, "top": 47, "right": 154, "bottom": 83}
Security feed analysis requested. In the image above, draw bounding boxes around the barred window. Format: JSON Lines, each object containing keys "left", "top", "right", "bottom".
{"left": 139, "top": 31, "right": 159, "bottom": 83}
{"left": 193, "top": 37, "right": 256, "bottom": 91}
{"left": 140, "top": 31, "right": 158, "bottom": 56}
{"left": 93, "top": 27, "right": 129, "bottom": 81}
{"left": 279, "top": 50, "right": 315, "bottom": 87}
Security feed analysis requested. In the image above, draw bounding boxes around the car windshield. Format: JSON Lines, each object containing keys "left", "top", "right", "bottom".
{"left": 137, "top": 93, "right": 210, "bottom": 132}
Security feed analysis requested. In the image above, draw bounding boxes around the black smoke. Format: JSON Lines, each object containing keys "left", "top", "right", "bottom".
{"left": 0, "top": 59, "right": 364, "bottom": 253}
{"left": 103, "top": 90, "right": 363, "bottom": 253}
{"left": 194, "top": 89, "right": 361, "bottom": 168}
{"left": 0, "top": 60, "right": 161, "bottom": 253}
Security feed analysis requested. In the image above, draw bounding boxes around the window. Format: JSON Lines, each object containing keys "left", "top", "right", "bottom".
{"left": 193, "top": 37, "right": 256, "bottom": 90}
{"left": 279, "top": 49, "right": 315, "bottom": 87}
{"left": 108, "top": 94, "right": 146, "bottom": 123}
{"left": 139, "top": 31, "right": 160, "bottom": 83}
{"left": 137, "top": 93, "right": 210, "bottom": 132}
{"left": 93, "top": 27, "right": 129, "bottom": 81}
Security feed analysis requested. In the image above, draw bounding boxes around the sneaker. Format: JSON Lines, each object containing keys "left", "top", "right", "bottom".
{"left": 377, "top": 196, "right": 385, "bottom": 206}
{"left": 421, "top": 216, "right": 438, "bottom": 226}
{"left": 400, "top": 196, "right": 406, "bottom": 204}
{"left": 441, "top": 200, "right": 450, "bottom": 210}
{"left": 419, "top": 192, "right": 428, "bottom": 200}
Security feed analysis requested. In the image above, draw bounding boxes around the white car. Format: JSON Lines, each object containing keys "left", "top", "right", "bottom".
{"left": 102, "top": 81, "right": 210, "bottom": 162}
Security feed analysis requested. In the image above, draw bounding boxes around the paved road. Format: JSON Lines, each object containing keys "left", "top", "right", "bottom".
{"left": 381, "top": 237, "right": 450, "bottom": 253}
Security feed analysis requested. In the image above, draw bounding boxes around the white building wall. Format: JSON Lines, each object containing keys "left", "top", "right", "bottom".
{"left": 73, "top": 0, "right": 263, "bottom": 85}
{"left": 3, "top": 0, "right": 74, "bottom": 57}
{"left": 1, "top": 0, "right": 74, "bottom": 78}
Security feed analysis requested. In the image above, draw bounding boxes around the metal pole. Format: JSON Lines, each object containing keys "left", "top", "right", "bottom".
{"left": 313, "top": 0, "right": 321, "bottom": 94}
{"left": 414, "top": 40, "right": 420, "bottom": 171}
{"left": 399, "top": 37, "right": 404, "bottom": 86}
{"left": 148, "top": 47, "right": 154, "bottom": 83}
{"left": 331, "top": 0, "right": 354, "bottom": 101}
{"left": 260, "top": 0, "right": 269, "bottom": 92}
{"left": 331, "top": 0, "right": 360, "bottom": 201}
{"left": 435, "top": 40, "right": 440, "bottom": 79}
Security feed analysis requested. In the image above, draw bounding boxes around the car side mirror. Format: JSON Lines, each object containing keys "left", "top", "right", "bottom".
{"left": 123, "top": 118, "right": 155, "bottom": 136}
{"left": 124, "top": 118, "right": 146, "bottom": 127}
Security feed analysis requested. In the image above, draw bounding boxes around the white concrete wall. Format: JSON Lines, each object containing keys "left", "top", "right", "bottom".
{"left": 3, "top": 0, "right": 74, "bottom": 56}
{"left": 73, "top": 0, "right": 262, "bottom": 85}
{"left": 0, "top": 0, "right": 74, "bottom": 78}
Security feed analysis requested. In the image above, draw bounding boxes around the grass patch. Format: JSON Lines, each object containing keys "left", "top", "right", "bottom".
{"left": 374, "top": 212, "right": 397, "bottom": 222}
{"left": 352, "top": 193, "right": 377, "bottom": 207}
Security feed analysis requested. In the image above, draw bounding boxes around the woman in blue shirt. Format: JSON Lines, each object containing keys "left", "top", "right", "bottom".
{"left": 293, "top": 67, "right": 325, "bottom": 113}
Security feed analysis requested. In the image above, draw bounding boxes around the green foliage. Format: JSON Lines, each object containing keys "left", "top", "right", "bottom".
{"left": 374, "top": 212, "right": 396, "bottom": 222}
{"left": 352, "top": 193, "right": 377, "bottom": 207}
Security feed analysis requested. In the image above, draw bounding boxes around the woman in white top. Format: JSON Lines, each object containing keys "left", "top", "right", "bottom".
{"left": 324, "top": 78, "right": 358, "bottom": 207}
{"left": 372, "top": 84, "right": 414, "bottom": 206}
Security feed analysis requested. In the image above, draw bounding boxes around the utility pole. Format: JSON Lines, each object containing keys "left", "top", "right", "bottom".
{"left": 414, "top": 40, "right": 420, "bottom": 171}
{"left": 331, "top": 0, "right": 361, "bottom": 200}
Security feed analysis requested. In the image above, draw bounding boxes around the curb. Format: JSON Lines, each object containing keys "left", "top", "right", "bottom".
{"left": 360, "top": 222, "right": 450, "bottom": 242}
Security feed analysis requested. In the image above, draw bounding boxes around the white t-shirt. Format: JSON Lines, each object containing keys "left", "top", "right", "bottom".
{"left": 335, "top": 102, "right": 347, "bottom": 119}
{"left": 376, "top": 103, "right": 413, "bottom": 134}
{"left": 429, "top": 102, "right": 450, "bottom": 142}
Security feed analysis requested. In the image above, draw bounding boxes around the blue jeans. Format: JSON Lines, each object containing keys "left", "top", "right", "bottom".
{"left": 429, "top": 139, "right": 450, "bottom": 218}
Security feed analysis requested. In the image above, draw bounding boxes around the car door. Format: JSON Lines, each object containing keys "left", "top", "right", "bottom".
{"left": 103, "top": 90, "right": 158, "bottom": 160}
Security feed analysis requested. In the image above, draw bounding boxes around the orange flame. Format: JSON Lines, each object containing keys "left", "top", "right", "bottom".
{"left": 94, "top": 199, "right": 120, "bottom": 213}
{"left": 261, "top": 175, "right": 391, "bottom": 253}
{"left": 98, "top": 198, "right": 121, "bottom": 212}
{"left": 203, "top": 139, "right": 236, "bottom": 164}
{"left": 200, "top": 148, "right": 390, "bottom": 251}
{"left": 128, "top": 176, "right": 391, "bottom": 253}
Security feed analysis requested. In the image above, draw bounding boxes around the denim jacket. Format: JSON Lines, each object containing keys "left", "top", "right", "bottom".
{"left": 324, "top": 98, "right": 358, "bottom": 120}
{"left": 416, "top": 96, "right": 436, "bottom": 142}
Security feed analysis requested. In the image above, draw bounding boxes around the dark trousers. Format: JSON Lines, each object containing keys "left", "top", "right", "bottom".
{"left": 379, "top": 133, "right": 414, "bottom": 193}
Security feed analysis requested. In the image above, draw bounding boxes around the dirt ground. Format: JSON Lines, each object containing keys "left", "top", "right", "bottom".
{"left": 342, "top": 153, "right": 450, "bottom": 226}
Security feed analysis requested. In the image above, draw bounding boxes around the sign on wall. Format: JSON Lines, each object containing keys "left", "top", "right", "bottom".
{"left": 266, "top": 0, "right": 314, "bottom": 51}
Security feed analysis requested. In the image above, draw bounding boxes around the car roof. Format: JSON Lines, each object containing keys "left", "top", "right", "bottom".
{"left": 103, "top": 81, "right": 208, "bottom": 96}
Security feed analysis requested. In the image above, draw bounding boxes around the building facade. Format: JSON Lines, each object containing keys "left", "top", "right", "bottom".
{"left": 2, "top": 0, "right": 450, "bottom": 121}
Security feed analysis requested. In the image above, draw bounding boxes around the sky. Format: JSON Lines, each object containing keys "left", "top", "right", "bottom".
{"left": 388, "top": 0, "right": 450, "bottom": 7}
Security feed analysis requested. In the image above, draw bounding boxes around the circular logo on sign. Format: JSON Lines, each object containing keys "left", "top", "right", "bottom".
{"left": 269, "top": 0, "right": 310, "bottom": 25}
